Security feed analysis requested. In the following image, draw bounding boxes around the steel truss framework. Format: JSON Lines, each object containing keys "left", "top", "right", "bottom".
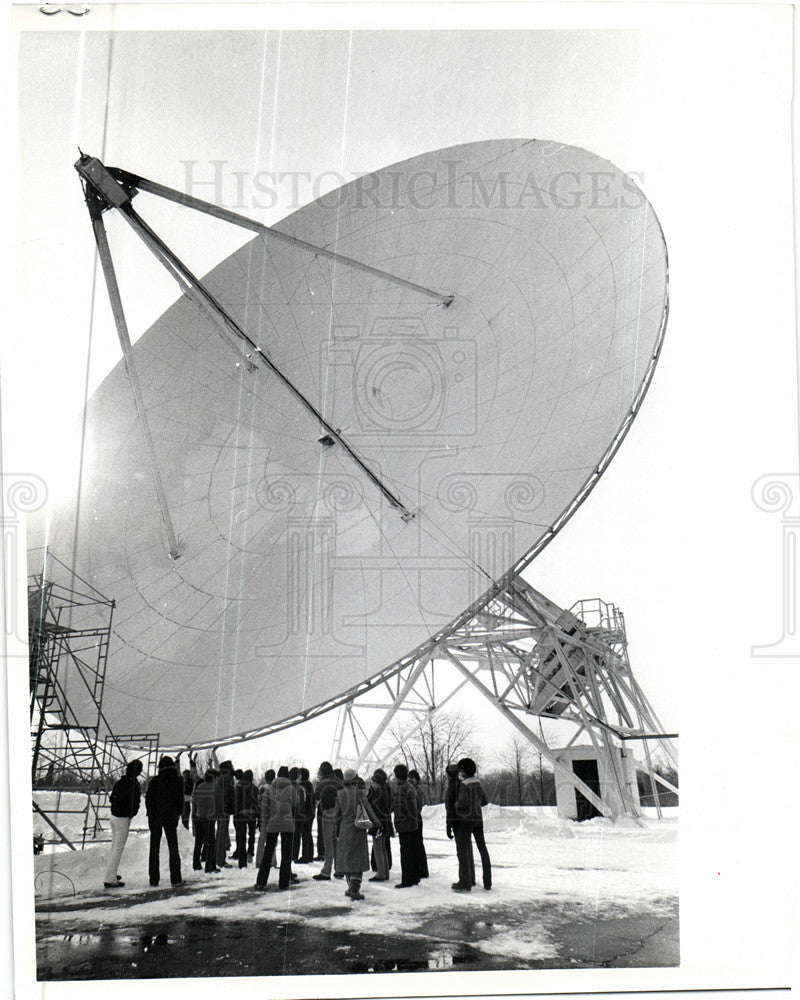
{"left": 29, "top": 551, "right": 160, "bottom": 848}
{"left": 332, "top": 576, "right": 678, "bottom": 822}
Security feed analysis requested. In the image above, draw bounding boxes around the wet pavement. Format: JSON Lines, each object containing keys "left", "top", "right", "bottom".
{"left": 38, "top": 918, "right": 497, "bottom": 978}
{"left": 36, "top": 898, "right": 678, "bottom": 979}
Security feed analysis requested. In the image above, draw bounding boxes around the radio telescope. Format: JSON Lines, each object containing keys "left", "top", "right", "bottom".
{"left": 31, "top": 139, "right": 673, "bottom": 820}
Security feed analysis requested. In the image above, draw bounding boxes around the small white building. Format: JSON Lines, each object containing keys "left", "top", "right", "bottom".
{"left": 554, "top": 744, "right": 641, "bottom": 820}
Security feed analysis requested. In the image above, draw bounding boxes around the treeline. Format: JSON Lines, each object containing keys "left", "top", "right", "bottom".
{"left": 637, "top": 763, "right": 679, "bottom": 807}
{"left": 480, "top": 768, "right": 557, "bottom": 806}
{"left": 32, "top": 764, "right": 102, "bottom": 790}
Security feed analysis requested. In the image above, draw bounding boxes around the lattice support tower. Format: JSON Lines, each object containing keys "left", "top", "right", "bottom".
{"left": 332, "top": 575, "right": 678, "bottom": 822}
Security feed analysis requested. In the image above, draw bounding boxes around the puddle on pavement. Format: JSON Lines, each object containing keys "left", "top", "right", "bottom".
{"left": 140, "top": 933, "right": 171, "bottom": 951}
{"left": 37, "top": 897, "right": 680, "bottom": 978}
{"left": 37, "top": 918, "right": 499, "bottom": 979}
{"left": 346, "top": 946, "right": 477, "bottom": 973}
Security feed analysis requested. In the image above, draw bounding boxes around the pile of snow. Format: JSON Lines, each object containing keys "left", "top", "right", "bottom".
{"left": 33, "top": 791, "right": 150, "bottom": 848}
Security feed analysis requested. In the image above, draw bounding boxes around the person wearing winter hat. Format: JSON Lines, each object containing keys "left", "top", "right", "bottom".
{"left": 145, "top": 755, "right": 185, "bottom": 887}
{"left": 392, "top": 763, "right": 421, "bottom": 888}
{"left": 452, "top": 757, "right": 492, "bottom": 892}
{"left": 333, "top": 768, "right": 379, "bottom": 901}
{"left": 104, "top": 759, "right": 143, "bottom": 888}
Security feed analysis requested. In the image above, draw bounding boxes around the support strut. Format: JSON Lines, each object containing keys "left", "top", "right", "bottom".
{"left": 109, "top": 167, "right": 454, "bottom": 307}
{"left": 75, "top": 153, "right": 416, "bottom": 522}
{"left": 88, "top": 201, "right": 181, "bottom": 560}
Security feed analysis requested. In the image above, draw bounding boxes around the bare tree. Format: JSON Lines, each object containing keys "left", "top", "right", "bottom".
{"left": 383, "top": 709, "right": 476, "bottom": 801}
{"left": 495, "top": 735, "right": 534, "bottom": 805}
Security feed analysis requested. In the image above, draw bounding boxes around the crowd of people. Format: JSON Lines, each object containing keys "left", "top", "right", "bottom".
{"left": 104, "top": 755, "right": 492, "bottom": 901}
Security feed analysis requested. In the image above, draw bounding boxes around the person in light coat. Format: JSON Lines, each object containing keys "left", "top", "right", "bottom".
{"left": 333, "top": 768, "right": 379, "bottom": 901}
{"left": 191, "top": 768, "right": 221, "bottom": 873}
{"left": 254, "top": 766, "right": 297, "bottom": 891}
{"left": 255, "top": 769, "right": 277, "bottom": 868}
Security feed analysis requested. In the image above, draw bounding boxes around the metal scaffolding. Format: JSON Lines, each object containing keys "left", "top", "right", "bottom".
{"left": 29, "top": 550, "right": 159, "bottom": 848}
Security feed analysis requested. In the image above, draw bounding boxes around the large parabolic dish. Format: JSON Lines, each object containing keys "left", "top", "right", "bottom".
{"left": 42, "top": 139, "right": 668, "bottom": 748}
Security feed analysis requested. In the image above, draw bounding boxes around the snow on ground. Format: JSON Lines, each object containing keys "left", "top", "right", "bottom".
{"left": 33, "top": 795, "right": 678, "bottom": 965}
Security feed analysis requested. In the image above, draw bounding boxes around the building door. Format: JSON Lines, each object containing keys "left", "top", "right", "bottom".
{"left": 572, "top": 758, "right": 601, "bottom": 820}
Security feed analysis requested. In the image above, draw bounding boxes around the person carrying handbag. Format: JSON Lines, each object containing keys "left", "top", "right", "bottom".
{"left": 333, "top": 769, "right": 380, "bottom": 900}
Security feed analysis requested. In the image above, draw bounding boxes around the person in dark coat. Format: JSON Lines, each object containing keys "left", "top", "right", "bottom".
{"left": 452, "top": 757, "right": 492, "bottom": 892}
{"left": 289, "top": 766, "right": 307, "bottom": 863}
{"left": 446, "top": 761, "right": 475, "bottom": 887}
{"left": 312, "top": 761, "right": 343, "bottom": 880}
{"left": 245, "top": 770, "right": 258, "bottom": 861}
{"left": 333, "top": 768, "right": 379, "bottom": 900}
{"left": 314, "top": 760, "right": 336, "bottom": 860}
{"left": 408, "top": 769, "right": 429, "bottom": 879}
{"left": 145, "top": 755, "right": 184, "bottom": 887}
{"left": 315, "top": 806, "right": 324, "bottom": 860}
{"left": 215, "top": 761, "right": 235, "bottom": 868}
{"left": 180, "top": 770, "right": 192, "bottom": 829}
{"left": 104, "top": 758, "right": 143, "bottom": 887}
{"left": 366, "top": 768, "right": 393, "bottom": 881}
{"left": 228, "top": 768, "right": 244, "bottom": 859}
{"left": 233, "top": 769, "right": 259, "bottom": 868}
{"left": 392, "top": 763, "right": 420, "bottom": 888}
{"left": 254, "top": 766, "right": 298, "bottom": 891}
{"left": 191, "top": 768, "right": 221, "bottom": 873}
{"left": 298, "top": 767, "right": 315, "bottom": 862}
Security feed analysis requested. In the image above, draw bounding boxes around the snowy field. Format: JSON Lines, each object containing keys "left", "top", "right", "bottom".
{"left": 32, "top": 794, "right": 678, "bottom": 976}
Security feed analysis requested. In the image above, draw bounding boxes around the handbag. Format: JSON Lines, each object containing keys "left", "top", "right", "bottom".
{"left": 354, "top": 795, "right": 373, "bottom": 830}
